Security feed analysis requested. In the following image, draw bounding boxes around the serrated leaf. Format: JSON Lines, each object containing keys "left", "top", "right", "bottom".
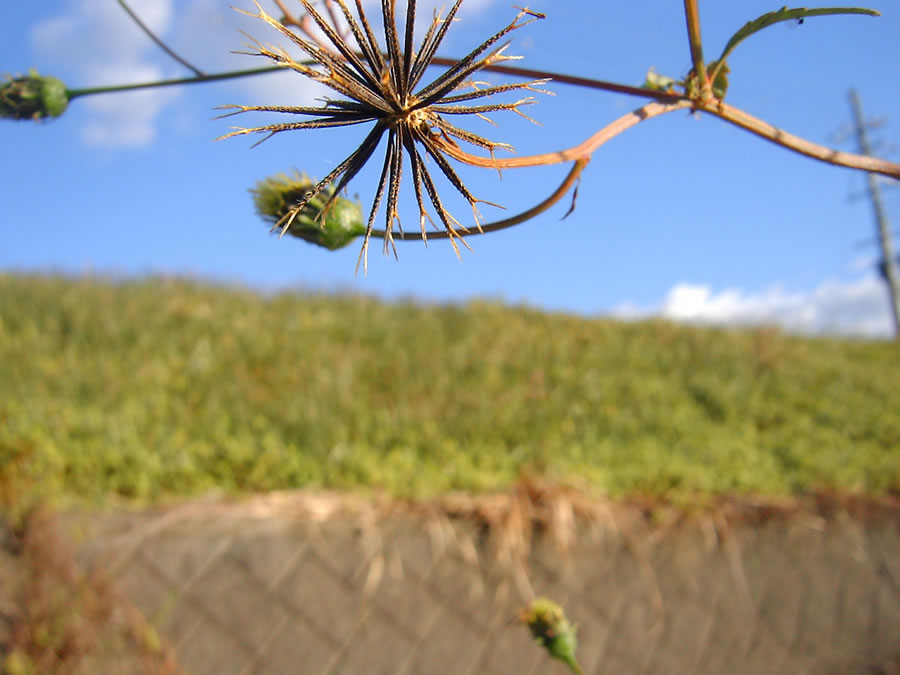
{"left": 716, "top": 6, "right": 879, "bottom": 68}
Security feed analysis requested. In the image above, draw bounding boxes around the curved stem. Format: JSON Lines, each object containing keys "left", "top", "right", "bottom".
{"left": 430, "top": 96, "right": 900, "bottom": 181}
{"left": 373, "top": 100, "right": 689, "bottom": 244}
{"left": 436, "top": 100, "right": 693, "bottom": 169}
{"left": 115, "top": 0, "right": 205, "bottom": 76}
{"left": 701, "top": 100, "right": 900, "bottom": 179}
{"left": 372, "top": 158, "right": 589, "bottom": 240}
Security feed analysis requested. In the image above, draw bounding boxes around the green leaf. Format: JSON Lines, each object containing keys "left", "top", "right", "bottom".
{"left": 708, "top": 60, "right": 730, "bottom": 99}
{"left": 716, "top": 6, "right": 880, "bottom": 68}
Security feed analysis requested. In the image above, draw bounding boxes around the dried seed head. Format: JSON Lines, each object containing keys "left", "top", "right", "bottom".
{"left": 219, "top": 0, "right": 547, "bottom": 272}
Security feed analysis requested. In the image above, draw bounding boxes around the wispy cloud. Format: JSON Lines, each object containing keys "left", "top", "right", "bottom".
{"left": 28, "top": 0, "right": 507, "bottom": 147}
{"left": 613, "top": 277, "right": 895, "bottom": 338}
{"left": 31, "top": 0, "right": 177, "bottom": 147}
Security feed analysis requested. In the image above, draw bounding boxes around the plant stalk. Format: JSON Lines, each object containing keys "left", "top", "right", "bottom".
{"left": 683, "top": 0, "right": 712, "bottom": 102}
{"left": 65, "top": 66, "right": 284, "bottom": 99}
{"left": 64, "top": 61, "right": 679, "bottom": 102}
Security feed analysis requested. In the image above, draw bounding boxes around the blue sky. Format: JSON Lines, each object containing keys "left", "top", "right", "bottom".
{"left": 2, "top": 0, "right": 899, "bottom": 337}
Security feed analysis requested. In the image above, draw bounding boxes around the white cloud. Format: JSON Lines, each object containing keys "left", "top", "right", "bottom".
{"left": 28, "top": 0, "right": 508, "bottom": 146}
{"left": 31, "top": 0, "right": 177, "bottom": 147}
{"left": 79, "top": 65, "right": 176, "bottom": 147}
{"left": 613, "top": 277, "right": 895, "bottom": 339}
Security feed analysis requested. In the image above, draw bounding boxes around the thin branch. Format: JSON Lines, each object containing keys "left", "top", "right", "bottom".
{"left": 115, "top": 0, "right": 205, "bottom": 76}
{"left": 322, "top": 0, "right": 344, "bottom": 39}
{"left": 58, "top": 30, "right": 900, "bottom": 183}
{"left": 377, "top": 158, "right": 589, "bottom": 240}
{"left": 433, "top": 97, "right": 900, "bottom": 181}
{"left": 701, "top": 100, "right": 900, "bottom": 179}
{"left": 379, "top": 101, "right": 686, "bottom": 245}
{"left": 63, "top": 59, "right": 676, "bottom": 102}
{"left": 428, "top": 56, "right": 684, "bottom": 101}
{"left": 273, "top": 0, "right": 335, "bottom": 53}
{"left": 272, "top": 0, "right": 302, "bottom": 27}
{"left": 682, "top": 0, "right": 711, "bottom": 102}
{"left": 435, "top": 100, "right": 693, "bottom": 169}
{"left": 65, "top": 65, "right": 281, "bottom": 99}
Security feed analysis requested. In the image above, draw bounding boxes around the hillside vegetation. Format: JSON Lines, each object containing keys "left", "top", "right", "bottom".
{"left": 1, "top": 274, "right": 897, "bottom": 505}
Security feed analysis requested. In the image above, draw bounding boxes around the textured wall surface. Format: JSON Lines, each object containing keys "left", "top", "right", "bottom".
{"left": 70, "top": 494, "right": 900, "bottom": 675}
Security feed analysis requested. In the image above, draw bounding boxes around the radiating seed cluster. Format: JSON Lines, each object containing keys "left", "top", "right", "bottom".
{"left": 218, "top": 0, "right": 547, "bottom": 271}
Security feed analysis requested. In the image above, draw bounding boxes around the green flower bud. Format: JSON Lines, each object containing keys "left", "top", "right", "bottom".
{"left": 251, "top": 171, "right": 365, "bottom": 250}
{"left": 0, "top": 70, "right": 69, "bottom": 120}
{"left": 520, "top": 597, "right": 582, "bottom": 674}
{"left": 683, "top": 61, "right": 730, "bottom": 100}
{"left": 643, "top": 68, "right": 677, "bottom": 92}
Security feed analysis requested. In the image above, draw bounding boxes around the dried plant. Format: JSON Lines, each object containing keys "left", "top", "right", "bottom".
{"left": 217, "top": 0, "right": 549, "bottom": 271}
{"left": 9, "top": 1, "right": 900, "bottom": 318}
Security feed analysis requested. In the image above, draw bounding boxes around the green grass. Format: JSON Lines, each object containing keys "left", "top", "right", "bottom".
{"left": 1, "top": 274, "right": 898, "bottom": 505}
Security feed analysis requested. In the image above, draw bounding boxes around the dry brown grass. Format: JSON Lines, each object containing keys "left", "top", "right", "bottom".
{"left": 76, "top": 478, "right": 900, "bottom": 613}
{"left": 1, "top": 508, "right": 182, "bottom": 675}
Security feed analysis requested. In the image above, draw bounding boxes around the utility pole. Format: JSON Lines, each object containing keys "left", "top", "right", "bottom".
{"left": 848, "top": 89, "right": 900, "bottom": 339}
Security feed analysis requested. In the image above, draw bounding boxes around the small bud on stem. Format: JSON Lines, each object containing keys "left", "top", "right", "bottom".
{"left": 0, "top": 71, "right": 69, "bottom": 121}
{"left": 252, "top": 171, "right": 365, "bottom": 250}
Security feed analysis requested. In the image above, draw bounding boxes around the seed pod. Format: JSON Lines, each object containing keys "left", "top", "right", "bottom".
{"left": 0, "top": 70, "right": 69, "bottom": 120}
{"left": 251, "top": 171, "right": 365, "bottom": 250}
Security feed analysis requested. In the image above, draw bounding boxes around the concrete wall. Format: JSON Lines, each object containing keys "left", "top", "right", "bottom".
{"left": 71, "top": 492, "right": 900, "bottom": 674}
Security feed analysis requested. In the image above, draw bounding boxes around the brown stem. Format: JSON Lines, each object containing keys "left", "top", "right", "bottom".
{"left": 377, "top": 101, "right": 688, "bottom": 244}
{"left": 683, "top": 0, "right": 711, "bottom": 102}
{"left": 435, "top": 100, "right": 693, "bottom": 169}
{"left": 376, "top": 158, "right": 589, "bottom": 241}
{"left": 272, "top": 0, "right": 301, "bottom": 26}
{"left": 701, "top": 100, "right": 900, "bottom": 179}
{"left": 430, "top": 96, "right": 900, "bottom": 181}
{"left": 322, "top": 0, "right": 343, "bottom": 34}
{"left": 428, "top": 57, "right": 685, "bottom": 101}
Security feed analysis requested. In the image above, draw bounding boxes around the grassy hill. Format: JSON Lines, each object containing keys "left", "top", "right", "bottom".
{"left": 1, "top": 274, "right": 897, "bottom": 506}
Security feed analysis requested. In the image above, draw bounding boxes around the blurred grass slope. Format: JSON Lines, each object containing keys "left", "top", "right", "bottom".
{"left": 1, "top": 274, "right": 897, "bottom": 505}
